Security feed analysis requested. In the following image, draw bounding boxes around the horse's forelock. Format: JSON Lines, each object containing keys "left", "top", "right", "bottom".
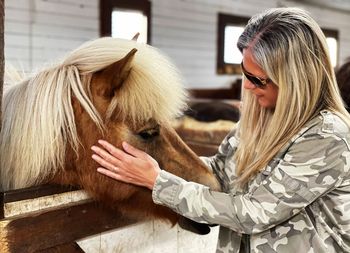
{"left": 103, "top": 43, "right": 188, "bottom": 125}
{"left": 66, "top": 37, "right": 188, "bottom": 125}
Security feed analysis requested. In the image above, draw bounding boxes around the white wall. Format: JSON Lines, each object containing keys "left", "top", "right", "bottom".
{"left": 151, "top": 0, "right": 278, "bottom": 88}
{"left": 5, "top": 0, "right": 99, "bottom": 72}
{"left": 5, "top": 0, "right": 350, "bottom": 89}
{"left": 77, "top": 220, "right": 219, "bottom": 253}
{"left": 151, "top": 0, "right": 350, "bottom": 88}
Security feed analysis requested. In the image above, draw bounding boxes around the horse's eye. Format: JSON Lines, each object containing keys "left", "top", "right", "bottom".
{"left": 138, "top": 127, "right": 159, "bottom": 140}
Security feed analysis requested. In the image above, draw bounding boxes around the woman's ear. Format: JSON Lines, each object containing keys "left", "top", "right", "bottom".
{"left": 93, "top": 48, "right": 138, "bottom": 98}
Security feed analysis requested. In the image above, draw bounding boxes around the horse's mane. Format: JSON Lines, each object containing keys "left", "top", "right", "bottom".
{"left": 0, "top": 37, "right": 187, "bottom": 190}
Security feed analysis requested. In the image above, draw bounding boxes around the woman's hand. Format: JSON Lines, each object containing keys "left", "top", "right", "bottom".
{"left": 91, "top": 140, "right": 161, "bottom": 190}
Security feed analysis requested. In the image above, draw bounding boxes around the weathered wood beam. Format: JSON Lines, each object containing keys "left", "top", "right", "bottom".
{"left": 0, "top": 200, "right": 138, "bottom": 252}
{"left": 0, "top": 185, "right": 139, "bottom": 253}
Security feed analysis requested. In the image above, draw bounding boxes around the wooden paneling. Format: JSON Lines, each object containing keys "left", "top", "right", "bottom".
{"left": 4, "top": 0, "right": 99, "bottom": 72}
{"left": 5, "top": 0, "right": 350, "bottom": 84}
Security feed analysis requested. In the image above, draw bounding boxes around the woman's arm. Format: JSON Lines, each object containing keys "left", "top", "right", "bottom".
{"left": 92, "top": 131, "right": 349, "bottom": 235}
{"left": 152, "top": 131, "right": 350, "bottom": 234}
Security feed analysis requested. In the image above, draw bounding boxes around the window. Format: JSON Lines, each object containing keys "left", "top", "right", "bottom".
{"left": 322, "top": 28, "right": 339, "bottom": 67}
{"left": 217, "top": 13, "right": 249, "bottom": 75}
{"left": 217, "top": 14, "right": 340, "bottom": 74}
{"left": 100, "top": 0, "right": 151, "bottom": 44}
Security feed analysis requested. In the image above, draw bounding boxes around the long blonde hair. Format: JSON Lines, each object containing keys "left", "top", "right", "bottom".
{"left": 1, "top": 37, "right": 187, "bottom": 190}
{"left": 235, "top": 8, "right": 350, "bottom": 186}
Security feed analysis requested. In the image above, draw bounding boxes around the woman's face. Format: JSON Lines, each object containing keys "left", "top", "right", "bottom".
{"left": 242, "top": 48, "right": 279, "bottom": 109}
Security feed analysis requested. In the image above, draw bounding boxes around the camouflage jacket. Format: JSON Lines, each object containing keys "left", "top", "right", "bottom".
{"left": 152, "top": 110, "right": 350, "bottom": 253}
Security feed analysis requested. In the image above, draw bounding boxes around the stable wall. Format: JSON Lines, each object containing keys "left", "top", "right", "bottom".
{"left": 5, "top": 0, "right": 350, "bottom": 89}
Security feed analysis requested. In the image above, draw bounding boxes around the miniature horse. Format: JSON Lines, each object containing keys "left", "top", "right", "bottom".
{"left": 0, "top": 38, "right": 219, "bottom": 225}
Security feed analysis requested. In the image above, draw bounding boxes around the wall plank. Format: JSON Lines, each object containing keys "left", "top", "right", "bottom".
{"left": 5, "top": 0, "right": 350, "bottom": 85}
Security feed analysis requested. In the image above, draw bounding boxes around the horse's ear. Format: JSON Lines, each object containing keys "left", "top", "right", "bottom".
{"left": 100, "top": 48, "right": 137, "bottom": 97}
{"left": 131, "top": 33, "right": 140, "bottom": 41}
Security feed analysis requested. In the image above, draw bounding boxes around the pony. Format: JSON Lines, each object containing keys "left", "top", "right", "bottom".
{"left": 0, "top": 37, "right": 219, "bottom": 226}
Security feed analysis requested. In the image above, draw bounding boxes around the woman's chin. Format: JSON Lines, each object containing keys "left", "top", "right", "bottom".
{"left": 257, "top": 98, "right": 275, "bottom": 109}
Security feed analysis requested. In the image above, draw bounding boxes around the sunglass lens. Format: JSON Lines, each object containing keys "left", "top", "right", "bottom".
{"left": 246, "top": 75, "right": 264, "bottom": 88}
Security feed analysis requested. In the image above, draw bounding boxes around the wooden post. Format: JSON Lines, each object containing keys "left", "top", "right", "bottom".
{"left": 0, "top": 0, "right": 4, "bottom": 126}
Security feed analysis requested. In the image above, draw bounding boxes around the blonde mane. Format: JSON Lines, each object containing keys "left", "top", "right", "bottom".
{"left": 0, "top": 37, "right": 187, "bottom": 190}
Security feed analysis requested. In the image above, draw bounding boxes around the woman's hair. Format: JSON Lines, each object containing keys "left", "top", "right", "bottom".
{"left": 235, "top": 7, "right": 350, "bottom": 186}
{"left": 336, "top": 57, "right": 350, "bottom": 112}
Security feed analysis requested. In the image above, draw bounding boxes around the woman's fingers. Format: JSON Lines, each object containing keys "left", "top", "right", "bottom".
{"left": 92, "top": 140, "right": 159, "bottom": 190}
{"left": 97, "top": 140, "right": 144, "bottom": 159}
{"left": 122, "top": 141, "right": 146, "bottom": 158}
{"left": 91, "top": 146, "right": 118, "bottom": 164}
{"left": 92, "top": 142, "right": 137, "bottom": 175}
{"left": 94, "top": 141, "right": 133, "bottom": 164}
{"left": 92, "top": 153, "right": 113, "bottom": 170}
{"left": 97, "top": 140, "right": 129, "bottom": 160}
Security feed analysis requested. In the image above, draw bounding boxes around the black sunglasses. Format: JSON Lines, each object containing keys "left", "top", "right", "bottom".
{"left": 241, "top": 62, "right": 271, "bottom": 89}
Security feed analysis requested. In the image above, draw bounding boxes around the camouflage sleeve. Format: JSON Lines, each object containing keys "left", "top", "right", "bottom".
{"left": 152, "top": 131, "right": 350, "bottom": 234}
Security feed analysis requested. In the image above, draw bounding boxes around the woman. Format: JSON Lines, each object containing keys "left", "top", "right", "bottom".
{"left": 91, "top": 7, "right": 350, "bottom": 253}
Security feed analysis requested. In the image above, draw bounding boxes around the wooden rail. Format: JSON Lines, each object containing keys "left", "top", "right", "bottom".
{"left": 0, "top": 185, "right": 139, "bottom": 253}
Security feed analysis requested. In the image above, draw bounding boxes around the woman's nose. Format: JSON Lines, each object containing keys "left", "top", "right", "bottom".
{"left": 243, "top": 79, "right": 256, "bottom": 90}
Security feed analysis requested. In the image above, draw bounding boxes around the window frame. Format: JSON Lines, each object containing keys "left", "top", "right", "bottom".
{"left": 217, "top": 13, "right": 250, "bottom": 75}
{"left": 322, "top": 28, "right": 339, "bottom": 67}
{"left": 100, "top": 0, "right": 151, "bottom": 44}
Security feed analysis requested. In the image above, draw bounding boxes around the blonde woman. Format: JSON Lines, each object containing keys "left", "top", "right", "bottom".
{"left": 91, "top": 8, "right": 350, "bottom": 253}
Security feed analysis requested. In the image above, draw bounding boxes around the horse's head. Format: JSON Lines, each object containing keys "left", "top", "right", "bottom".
{"left": 68, "top": 38, "right": 219, "bottom": 221}
{"left": 88, "top": 46, "right": 218, "bottom": 187}
{"left": 1, "top": 38, "right": 219, "bottom": 224}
